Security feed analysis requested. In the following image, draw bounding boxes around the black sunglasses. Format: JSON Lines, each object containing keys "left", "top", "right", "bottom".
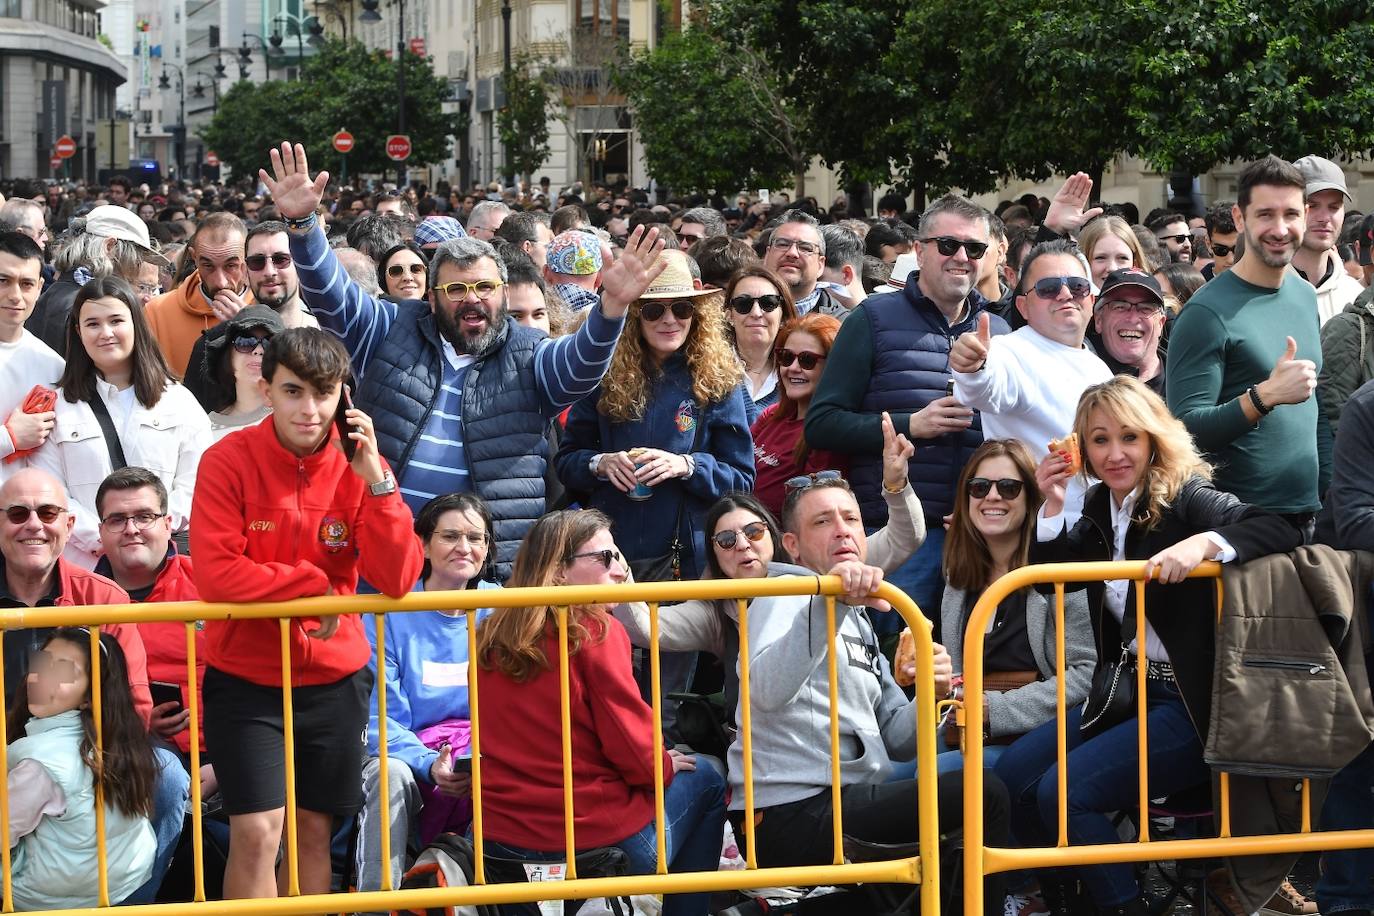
{"left": 711, "top": 521, "right": 770, "bottom": 550}
{"left": 231, "top": 335, "right": 270, "bottom": 354}
{"left": 728, "top": 294, "right": 783, "bottom": 315}
{"left": 5, "top": 504, "right": 67, "bottom": 525}
{"left": 1210, "top": 243, "right": 1235, "bottom": 257}
{"left": 785, "top": 469, "right": 844, "bottom": 492}
{"left": 1028, "top": 275, "right": 1093, "bottom": 300}
{"left": 245, "top": 252, "right": 292, "bottom": 271}
{"left": 640, "top": 300, "right": 695, "bottom": 322}
{"left": 387, "top": 262, "right": 427, "bottom": 278}
{"left": 567, "top": 548, "right": 624, "bottom": 569}
{"left": 922, "top": 236, "right": 989, "bottom": 259}
{"left": 776, "top": 348, "right": 825, "bottom": 370}
{"left": 1158, "top": 233, "right": 1191, "bottom": 245}
{"left": 967, "top": 477, "right": 1025, "bottom": 500}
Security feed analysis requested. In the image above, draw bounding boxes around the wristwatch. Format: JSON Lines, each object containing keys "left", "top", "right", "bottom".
{"left": 369, "top": 470, "right": 397, "bottom": 497}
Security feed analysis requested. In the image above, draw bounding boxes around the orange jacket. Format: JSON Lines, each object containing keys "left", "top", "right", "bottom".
{"left": 190, "top": 416, "right": 423, "bottom": 687}
{"left": 144, "top": 271, "right": 252, "bottom": 378}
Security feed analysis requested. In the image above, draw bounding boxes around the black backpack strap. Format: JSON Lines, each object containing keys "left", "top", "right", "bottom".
{"left": 87, "top": 394, "right": 128, "bottom": 470}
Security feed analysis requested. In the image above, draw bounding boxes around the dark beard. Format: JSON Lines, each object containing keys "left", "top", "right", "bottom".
{"left": 434, "top": 298, "right": 507, "bottom": 355}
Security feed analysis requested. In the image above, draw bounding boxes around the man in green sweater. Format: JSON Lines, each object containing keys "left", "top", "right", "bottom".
{"left": 1166, "top": 154, "right": 1328, "bottom": 537}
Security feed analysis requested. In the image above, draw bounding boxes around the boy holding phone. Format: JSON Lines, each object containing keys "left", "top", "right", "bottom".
{"left": 190, "top": 327, "right": 423, "bottom": 901}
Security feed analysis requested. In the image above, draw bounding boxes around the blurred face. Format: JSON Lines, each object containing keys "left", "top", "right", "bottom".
{"left": 230, "top": 329, "right": 270, "bottom": 386}
{"left": 0, "top": 251, "right": 43, "bottom": 342}
{"left": 384, "top": 249, "right": 427, "bottom": 299}
{"left": 13, "top": 211, "right": 49, "bottom": 252}
{"left": 134, "top": 262, "right": 161, "bottom": 305}
{"left": 777, "top": 329, "right": 826, "bottom": 405}
{"left": 25, "top": 638, "right": 88, "bottom": 719}
{"left": 193, "top": 229, "right": 247, "bottom": 295}
{"left": 678, "top": 222, "right": 708, "bottom": 248}
{"left": 246, "top": 232, "right": 299, "bottom": 309}
{"left": 915, "top": 212, "right": 989, "bottom": 309}
{"left": 638, "top": 298, "right": 693, "bottom": 362}
{"left": 1088, "top": 233, "right": 1134, "bottom": 287}
{"left": 1015, "top": 253, "right": 1093, "bottom": 347}
{"left": 1236, "top": 186, "right": 1306, "bottom": 270}
{"left": 711, "top": 508, "right": 774, "bottom": 579}
{"left": 1084, "top": 406, "right": 1151, "bottom": 502}
{"left": 242, "top": 200, "right": 261, "bottom": 220}
{"left": 1302, "top": 189, "right": 1345, "bottom": 255}
{"left": 108, "top": 184, "right": 129, "bottom": 206}
{"left": 79, "top": 296, "right": 135, "bottom": 377}
{"left": 425, "top": 508, "right": 489, "bottom": 588}
{"left": 561, "top": 527, "right": 628, "bottom": 590}
{"left": 1095, "top": 287, "right": 1165, "bottom": 368}
{"left": 507, "top": 283, "right": 550, "bottom": 333}
{"left": 782, "top": 487, "right": 869, "bottom": 573}
{"left": 97, "top": 486, "right": 171, "bottom": 582}
{"left": 429, "top": 257, "right": 507, "bottom": 355}
{"left": 966, "top": 455, "right": 1027, "bottom": 541}
{"left": 764, "top": 223, "right": 824, "bottom": 297}
{"left": 878, "top": 241, "right": 911, "bottom": 265}
{"left": 259, "top": 365, "right": 340, "bottom": 457}
{"left": 1154, "top": 220, "right": 1192, "bottom": 262}
{"left": 374, "top": 199, "right": 403, "bottom": 218}
{"left": 138, "top": 203, "right": 157, "bottom": 222}
{"left": 526, "top": 223, "right": 554, "bottom": 269}
{"left": 0, "top": 473, "right": 72, "bottom": 582}
{"left": 1208, "top": 229, "right": 1238, "bottom": 273}
{"left": 728, "top": 275, "right": 783, "bottom": 353}
{"left": 467, "top": 210, "right": 505, "bottom": 240}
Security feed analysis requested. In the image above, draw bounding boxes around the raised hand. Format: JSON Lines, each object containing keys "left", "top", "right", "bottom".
{"left": 259, "top": 142, "right": 329, "bottom": 221}
{"left": 949, "top": 313, "right": 992, "bottom": 374}
{"left": 1035, "top": 450, "right": 1073, "bottom": 519}
{"left": 597, "top": 225, "right": 667, "bottom": 317}
{"left": 881, "top": 411, "right": 915, "bottom": 488}
{"left": 1044, "top": 172, "right": 1105, "bottom": 235}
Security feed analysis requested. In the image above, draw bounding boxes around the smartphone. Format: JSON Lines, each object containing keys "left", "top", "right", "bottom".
{"left": 334, "top": 383, "right": 357, "bottom": 460}
{"left": 757, "top": 188, "right": 770, "bottom": 206}
{"left": 150, "top": 681, "right": 184, "bottom": 711}
{"left": 946, "top": 379, "right": 956, "bottom": 398}
{"left": 454, "top": 752, "right": 473, "bottom": 773}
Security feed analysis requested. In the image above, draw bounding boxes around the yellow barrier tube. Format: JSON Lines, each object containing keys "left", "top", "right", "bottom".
{"left": 1054, "top": 582, "right": 1068, "bottom": 848}
{"left": 1134, "top": 578, "right": 1150, "bottom": 842}
{"left": 825, "top": 595, "right": 843, "bottom": 866}
{"left": 736, "top": 598, "right": 757, "bottom": 870}
{"left": 90, "top": 625, "right": 109, "bottom": 908}
{"left": 649, "top": 601, "right": 667, "bottom": 874}
{"left": 0, "top": 642, "right": 11, "bottom": 913}
{"left": 1302, "top": 778, "right": 1312, "bottom": 833}
{"left": 374, "top": 612, "right": 392, "bottom": 891}
{"left": 280, "top": 619, "right": 300, "bottom": 897}
{"left": 557, "top": 606, "right": 577, "bottom": 879}
{"left": 467, "top": 608, "right": 485, "bottom": 884}
{"left": 185, "top": 622, "right": 205, "bottom": 902}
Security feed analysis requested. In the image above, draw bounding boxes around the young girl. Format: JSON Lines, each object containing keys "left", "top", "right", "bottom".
{"left": 6, "top": 628, "right": 158, "bottom": 909}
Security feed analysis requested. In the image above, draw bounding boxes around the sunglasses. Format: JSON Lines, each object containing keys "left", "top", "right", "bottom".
{"left": 711, "top": 521, "right": 770, "bottom": 550}
{"left": 922, "top": 236, "right": 989, "bottom": 259}
{"left": 435, "top": 279, "right": 503, "bottom": 301}
{"left": 1027, "top": 275, "right": 1093, "bottom": 300}
{"left": 776, "top": 348, "right": 825, "bottom": 370}
{"left": 1210, "top": 243, "right": 1235, "bottom": 257}
{"left": 245, "top": 253, "right": 291, "bottom": 271}
{"left": 640, "top": 300, "right": 695, "bottom": 322}
{"left": 1158, "top": 233, "right": 1191, "bottom": 246}
{"left": 785, "top": 469, "right": 844, "bottom": 492}
{"left": 679, "top": 232, "right": 703, "bottom": 246}
{"left": 967, "top": 477, "right": 1025, "bottom": 500}
{"left": 387, "top": 262, "right": 427, "bottom": 279}
{"left": 729, "top": 294, "right": 783, "bottom": 315}
{"left": 231, "top": 335, "right": 270, "bottom": 354}
{"left": 567, "top": 548, "right": 624, "bottom": 569}
{"left": 5, "top": 504, "right": 67, "bottom": 525}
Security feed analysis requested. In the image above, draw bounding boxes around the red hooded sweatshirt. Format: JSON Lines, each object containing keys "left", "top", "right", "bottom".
{"left": 190, "top": 417, "right": 423, "bottom": 687}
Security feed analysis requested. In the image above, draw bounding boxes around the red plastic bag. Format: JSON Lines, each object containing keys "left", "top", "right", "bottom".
{"left": 5, "top": 385, "right": 57, "bottom": 463}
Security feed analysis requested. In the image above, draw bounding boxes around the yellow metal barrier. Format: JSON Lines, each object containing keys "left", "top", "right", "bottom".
{"left": 0, "top": 575, "right": 941, "bottom": 915}
{"left": 960, "top": 560, "right": 1374, "bottom": 915}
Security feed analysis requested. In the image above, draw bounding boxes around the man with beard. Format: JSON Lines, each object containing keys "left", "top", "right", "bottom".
{"left": 1167, "top": 155, "right": 1327, "bottom": 535}
{"left": 181, "top": 221, "right": 318, "bottom": 409}
{"left": 763, "top": 209, "right": 839, "bottom": 315}
{"left": 145, "top": 211, "right": 251, "bottom": 373}
{"left": 262, "top": 142, "right": 665, "bottom": 578}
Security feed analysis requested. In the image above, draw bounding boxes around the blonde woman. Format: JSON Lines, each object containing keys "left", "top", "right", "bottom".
{"left": 992, "top": 376, "right": 1300, "bottom": 916}
{"left": 1078, "top": 215, "right": 1148, "bottom": 289}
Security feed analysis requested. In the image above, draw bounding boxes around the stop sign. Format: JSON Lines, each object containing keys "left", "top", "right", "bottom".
{"left": 50, "top": 156, "right": 62, "bottom": 170}
{"left": 206, "top": 150, "right": 220, "bottom": 167}
{"left": 54, "top": 135, "right": 77, "bottom": 159}
{"left": 333, "top": 130, "right": 355, "bottom": 154}
{"left": 385, "top": 134, "right": 412, "bottom": 161}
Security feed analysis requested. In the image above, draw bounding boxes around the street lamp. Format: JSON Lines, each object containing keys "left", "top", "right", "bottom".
{"left": 192, "top": 74, "right": 221, "bottom": 114}
{"left": 240, "top": 32, "right": 276, "bottom": 82}
{"left": 502, "top": 0, "right": 512, "bottom": 189}
{"left": 359, "top": 0, "right": 407, "bottom": 189}
{"left": 157, "top": 64, "right": 187, "bottom": 178}
{"left": 271, "top": 12, "right": 321, "bottom": 76}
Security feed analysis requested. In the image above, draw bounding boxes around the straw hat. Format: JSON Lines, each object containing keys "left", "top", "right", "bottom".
{"left": 639, "top": 249, "right": 717, "bottom": 300}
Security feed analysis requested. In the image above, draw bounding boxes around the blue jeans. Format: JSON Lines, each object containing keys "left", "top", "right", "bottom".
{"left": 120, "top": 746, "right": 190, "bottom": 904}
{"left": 937, "top": 743, "right": 1008, "bottom": 775}
{"left": 868, "top": 525, "right": 944, "bottom": 639}
{"left": 1317, "top": 739, "right": 1374, "bottom": 913}
{"left": 486, "top": 761, "right": 726, "bottom": 916}
{"left": 993, "top": 679, "right": 1209, "bottom": 906}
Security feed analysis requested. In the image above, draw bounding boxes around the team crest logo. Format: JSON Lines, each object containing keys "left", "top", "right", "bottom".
{"left": 675, "top": 400, "right": 697, "bottom": 434}
{"left": 318, "top": 516, "right": 351, "bottom": 553}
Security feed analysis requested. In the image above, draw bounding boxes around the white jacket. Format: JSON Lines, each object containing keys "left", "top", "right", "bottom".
{"left": 1314, "top": 257, "right": 1366, "bottom": 327}
{"left": 31, "top": 379, "right": 211, "bottom": 569}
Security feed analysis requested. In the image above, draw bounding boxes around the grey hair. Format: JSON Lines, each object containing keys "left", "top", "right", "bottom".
{"left": 775, "top": 209, "right": 825, "bottom": 257}
{"left": 820, "top": 224, "right": 863, "bottom": 270}
{"left": 468, "top": 200, "right": 512, "bottom": 228}
{"left": 0, "top": 199, "right": 44, "bottom": 229}
{"left": 429, "top": 236, "right": 507, "bottom": 289}
{"left": 52, "top": 223, "right": 144, "bottom": 279}
{"left": 334, "top": 247, "right": 382, "bottom": 295}
{"left": 917, "top": 194, "right": 992, "bottom": 238}
{"left": 679, "top": 207, "right": 725, "bottom": 238}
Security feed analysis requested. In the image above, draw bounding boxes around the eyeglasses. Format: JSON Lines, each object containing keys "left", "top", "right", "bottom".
{"left": 1210, "top": 243, "right": 1235, "bottom": 257}
{"left": 1028, "top": 276, "right": 1093, "bottom": 300}
{"left": 768, "top": 237, "right": 821, "bottom": 256}
{"left": 776, "top": 348, "right": 825, "bottom": 370}
{"left": 785, "top": 469, "right": 844, "bottom": 492}
{"left": 231, "top": 335, "right": 270, "bottom": 354}
{"left": 711, "top": 521, "right": 770, "bottom": 550}
{"left": 4, "top": 504, "right": 67, "bottom": 525}
{"left": 967, "top": 477, "right": 1025, "bottom": 500}
{"left": 135, "top": 283, "right": 161, "bottom": 298}
{"left": 245, "top": 253, "right": 291, "bottom": 271}
{"left": 1157, "top": 233, "right": 1191, "bottom": 246}
{"left": 1100, "top": 299, "right": 1164, "bottom": 317}
{"left": 387, "top": 262, "right": 428, "bottom": 279}
{"left": 435, "top": 279, "right": 504, "bottom": 302}
{"left": 639, "top": 300, "right": 695, "bottom": 322}
{"left": 567, "top": 548, "right": 624, "bottom": 569}
{"left": 922, "top": 236, "right": 989, "bottom": 259}
{"left": 728, "top": 294, "right": 783, "bottom": 315}
{"left": 99, "top": 512, "right": 163, "bottom": 533}
{"left": 433, "top": 530, "right": 488, "bottom": 547}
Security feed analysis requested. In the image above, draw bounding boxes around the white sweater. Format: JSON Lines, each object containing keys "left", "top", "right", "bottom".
{"left": 0, "top": 332, "right": 65, "bottom": 484}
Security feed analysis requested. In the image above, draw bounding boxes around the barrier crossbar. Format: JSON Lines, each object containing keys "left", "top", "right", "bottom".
{"left": 960, "top": 560, "right": 1374, "bottom": 915}
{"left": 0, "top": 575, "right": 940, "bottom": 916}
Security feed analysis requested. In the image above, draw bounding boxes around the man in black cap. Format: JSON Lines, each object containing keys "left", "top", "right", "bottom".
{"left": 1089, "top": 268, "right": 1170, "bottom": 395}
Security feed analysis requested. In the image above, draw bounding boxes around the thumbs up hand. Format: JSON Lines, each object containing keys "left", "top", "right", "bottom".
{"left": 950, "top": 313, "right": 993, "bottom": 373}
{"left": 1261, "top": 336, "right": 1317, "bottom": 407}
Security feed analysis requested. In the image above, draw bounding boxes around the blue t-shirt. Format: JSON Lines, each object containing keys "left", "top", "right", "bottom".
{"left": 398, "top": 353, "right": 472, "bottom": 513}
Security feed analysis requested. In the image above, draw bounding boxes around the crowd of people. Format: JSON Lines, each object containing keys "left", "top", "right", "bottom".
{"left": 0, "top": 143, "right": 1372, "bottom": 916}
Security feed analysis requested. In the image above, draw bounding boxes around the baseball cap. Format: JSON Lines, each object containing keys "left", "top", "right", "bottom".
{"left": 414, "top": 216, "right": 467, "bottom": 247}
{"left": 546, "top": 230, "right": 603, "bottom": 276}
{"left": 1294, "top": 155, "right": 1352, "bottom": 202}
{"left": 83, "top": 205, "right": 171, "bottom": 267}
{"left": 1097, "top": 267, "right": 1165, "bottom": 307}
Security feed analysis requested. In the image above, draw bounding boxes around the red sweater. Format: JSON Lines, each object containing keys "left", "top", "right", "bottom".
{"left": 54, "top": 560, "right": 152, "bottom": 728}
{"left": 750, "top": 405, "right": 851, "bottom": 518}
{"left": 190, "top": 417, "right": 423, "bottom": 687}
{"left": 479, "top": 615, "right": 673, "bottom": 850}
{"left": 136, "top": 554, "right": 205, "bottom": 753}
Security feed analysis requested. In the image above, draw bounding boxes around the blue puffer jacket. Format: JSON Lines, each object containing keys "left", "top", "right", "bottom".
{"left": 555, "top": 354, "right": 756, "bottom": 578}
